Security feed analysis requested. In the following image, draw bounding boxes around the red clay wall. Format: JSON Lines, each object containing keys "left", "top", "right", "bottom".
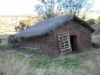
{"left": 20, "top": 21, "right": 92, "bottom": 56}
{"left": 55, "top": 21, "right": 91, "bottom": 50}
{"left": 20, "top": 34, "right": 60, "bottom": 56}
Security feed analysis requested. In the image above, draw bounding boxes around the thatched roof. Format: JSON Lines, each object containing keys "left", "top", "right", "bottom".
{"left": 16, "top": 14, "right": 95, "bottom": 38}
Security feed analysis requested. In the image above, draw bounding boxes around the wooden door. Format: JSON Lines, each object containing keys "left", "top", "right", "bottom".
{"left": 57, "top": 32, "right": 72, "bottom": 55}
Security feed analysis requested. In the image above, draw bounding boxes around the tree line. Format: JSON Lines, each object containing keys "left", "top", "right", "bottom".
{"left": 34, "top": 0, "right": 93, "bottom": 19}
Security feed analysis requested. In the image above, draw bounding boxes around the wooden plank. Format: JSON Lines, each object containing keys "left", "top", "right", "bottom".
{"left": 57, "top": 32, "right": 72, "bottom": 55}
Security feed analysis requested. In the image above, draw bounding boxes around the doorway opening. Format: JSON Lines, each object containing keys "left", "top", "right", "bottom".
{"left": 70, "top": 35, "right": 78, "bottom": 52}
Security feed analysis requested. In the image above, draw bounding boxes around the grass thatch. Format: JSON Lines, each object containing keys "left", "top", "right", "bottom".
{"left": 17, "top": 14, "right": 73, "bottom": 38}
{"left": 17, "top": 14, "right": 94, "bottom": 38}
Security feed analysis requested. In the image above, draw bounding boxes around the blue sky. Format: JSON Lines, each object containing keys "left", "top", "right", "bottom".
{"left": 0, "top": 0, "right": 99, "bottom": 15}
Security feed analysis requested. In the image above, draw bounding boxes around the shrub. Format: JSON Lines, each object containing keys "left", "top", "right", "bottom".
{"left": 87, "top": 19, "right": 95, "bottom": 25}
{"left": 92, "top": 42, "right": 100, "bottom": 49}
{"left": 97, "top": 16, "right": 100, "bottom": 24}
{"left": 0, "top": 39, "right": 2, "bottom": 43}
{"left": 8, "top": 35, "right": 19, "bottom": 48}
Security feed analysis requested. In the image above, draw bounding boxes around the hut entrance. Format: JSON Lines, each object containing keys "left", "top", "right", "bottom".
{"left": 57, "top": 32, "right": 72, "bottom": 55}
{"left": 70, "top": 35, "right": 78, "bottom": 52}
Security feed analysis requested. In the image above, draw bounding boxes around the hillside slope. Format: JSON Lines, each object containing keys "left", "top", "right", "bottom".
{"left": 0, "top": 48, "right": 100, "bottom": 75}
{"left": 0, "top": 25, "right": 100, "bottom": 75}
{"left": 0, "top": 17, "right": 100, "bottom": 75}
{"left": 0, "top": 16, "right": 29, "bottom": 35}
{"left": 0, "top": 16, "right": 42, "bottom": 39}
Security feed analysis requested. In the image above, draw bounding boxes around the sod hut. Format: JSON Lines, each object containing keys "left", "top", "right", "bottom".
{"left": 16, "top": 14, "right": 95, "bottom": 56}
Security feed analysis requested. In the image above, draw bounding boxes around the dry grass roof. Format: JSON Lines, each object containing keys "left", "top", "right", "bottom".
{"left": 16, "top": 14, "right": 95, "bottom": 38}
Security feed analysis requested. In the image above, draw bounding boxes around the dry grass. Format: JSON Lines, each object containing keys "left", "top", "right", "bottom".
{"left": 0, "top": 48, "right": 100, "bottom": 75}
{"left": 0, "top": 24, "right": 100, "bottom": 75}
{"left": 0, "top": 50, "right": 34, "bottom": 75}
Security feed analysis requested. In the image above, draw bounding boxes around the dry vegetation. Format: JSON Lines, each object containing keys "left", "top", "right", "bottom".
{"left": 0, "top": 30, "right": 100, "bottom": 75}
{"left": 0, "top": 16, "right": 42, "bottom": 36}
{"left": 1, "top": 48, "right": 100, "bottom": 75}
{"left": 0, "top": 17, "right": 100, "bottom": 75}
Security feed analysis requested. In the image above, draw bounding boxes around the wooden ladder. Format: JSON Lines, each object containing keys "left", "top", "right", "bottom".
{"left": 57, "top": 32, "right": 72, "bottom": 55}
